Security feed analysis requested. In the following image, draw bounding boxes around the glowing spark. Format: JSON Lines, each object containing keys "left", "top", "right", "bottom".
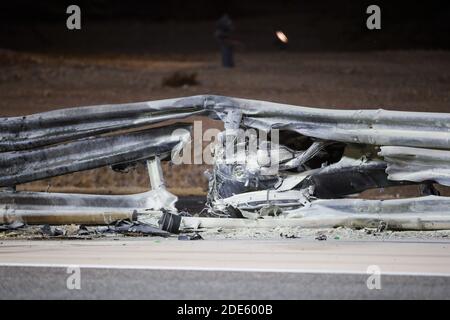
{"left": 276, "top": 31, "right": 288, "bottom": 43}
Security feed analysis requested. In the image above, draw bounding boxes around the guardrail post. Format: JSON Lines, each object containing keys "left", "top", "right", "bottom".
{"left": 147, "top": 156, "right": 165, "bottom": 190}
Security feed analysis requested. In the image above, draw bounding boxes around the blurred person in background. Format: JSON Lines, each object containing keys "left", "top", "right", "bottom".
{"left": 215, "top": 14, "right": 235, "bottom": 68}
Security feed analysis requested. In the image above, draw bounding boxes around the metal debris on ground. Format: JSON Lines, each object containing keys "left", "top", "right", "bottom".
{"left": 0, "top": 221, "right": 25, "bottom": 232}
{"left": 315, "top": 234, "right": 327, "bottom": 241}
{"left": 377, "top": 221, "right": 388, "bottom": 233}
{"left": 112, "top": 220, "right": 171, "bottom": 237}
{"left": 177, "top": 233, "right": 204, "bottom": 241}
{"left": 40, "top": 224, "right": 64, "bottom": 236}
{"left": 77, "top": 225, "right": 90, "bottom": 236}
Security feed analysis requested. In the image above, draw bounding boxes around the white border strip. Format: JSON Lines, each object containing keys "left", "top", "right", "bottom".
{"left": 0, "top": 262, "right": 449, "bottom": 277}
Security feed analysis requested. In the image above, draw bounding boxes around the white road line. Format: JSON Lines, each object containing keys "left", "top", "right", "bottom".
{"left": 0, "top": 262, "right": 450, "bottom": 277}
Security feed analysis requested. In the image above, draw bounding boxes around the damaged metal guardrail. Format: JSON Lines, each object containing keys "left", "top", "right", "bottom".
{"left": 1, "top": 95, "right": 450, "bottom": 231}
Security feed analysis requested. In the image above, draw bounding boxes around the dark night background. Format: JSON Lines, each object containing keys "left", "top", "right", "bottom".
{"left": 1, "top": 0, "right": 449, "bottom": 53}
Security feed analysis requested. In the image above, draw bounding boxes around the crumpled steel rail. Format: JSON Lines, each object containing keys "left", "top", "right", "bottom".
{"left": 180, "top": 196, "right": 450, "bottom": 231}
{"left": 0, "top": 98, "right": 204, "bottom": 152}
{"left": 2, "top": 95, "right": 450, "bottom": 152}
{"left": 0, "top": 123, "right": 191, "bottom": 187}
{"left": 2, "top": 95, "right": 450, "bottom": 228}
{"left": 0, "top": 189, "right": 174, "bottom": 225}
{"left": 379, "top": 146, "right": 450, "bottom": 186}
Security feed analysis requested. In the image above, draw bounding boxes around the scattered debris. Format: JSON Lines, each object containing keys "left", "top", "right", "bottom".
{"left": 126, "top": 222, "right": 170, "bottom": 237}
{"left": 177, "top": 233, "right": 204, "bottom": 241}
{"left": 315, "top": 234, "right": 327, "bottom": 241}
{"left": 0, "top": 221, "right": 25, "bottom": 231}
{"left": 280, "top": 232, "right": 299, "bottom": 239}
{"left": 377, "top": 221, "right": 388, "bottom": 233}
{"left": 160, "top": 211, "right": 182, "bottom": 234}
{"left": 113, "top": 220, "right": 171, "bottom": 237}
{"left": 39, "top": 225, "right": 54, "bottom": 236}
{"left": 77, "top": 225, "right": 90, "bottom": 236}
{"left": 40, "top": 224, "right": 64, "bottom": 236}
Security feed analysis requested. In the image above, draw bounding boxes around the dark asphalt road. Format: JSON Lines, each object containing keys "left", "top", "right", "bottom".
{"left": 1, "top": 266, "right": 449, "bottom": 299}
